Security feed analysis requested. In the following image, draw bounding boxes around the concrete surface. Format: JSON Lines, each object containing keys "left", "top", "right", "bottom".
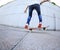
{"left": 0, "top": 25, "right": 60, "bottom": 50}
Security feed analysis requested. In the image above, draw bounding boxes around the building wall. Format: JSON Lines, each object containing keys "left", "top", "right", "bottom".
{"left": 0, "top": 0, "right": 60, "bottom": 30}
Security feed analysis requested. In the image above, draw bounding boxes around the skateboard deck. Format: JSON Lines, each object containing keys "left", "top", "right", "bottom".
{"left": 20, "top": 26, "right": 49, "bottom": 31}
{"left": 29, "top": 27, "right": 46, "bottom": 31}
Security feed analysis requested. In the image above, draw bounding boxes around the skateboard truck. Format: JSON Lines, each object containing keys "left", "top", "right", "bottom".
{"left": 29, "top": 28, "right": 33, "bottom": 31}
{"left": 43, "top": 27, "right": 46, "bottom": 30}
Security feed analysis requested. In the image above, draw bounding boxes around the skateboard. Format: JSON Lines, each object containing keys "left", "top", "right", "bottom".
{"left": 20, "top": 26, "right": 49, "bottom": 31}
{"left": 28, "top": 26, "right": 49, "bottom": 31}
{"left": 29, "top": 27, "right": 45, "bottom": 31}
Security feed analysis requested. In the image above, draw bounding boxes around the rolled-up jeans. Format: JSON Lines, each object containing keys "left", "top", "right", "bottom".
{"left": 26, "top": 4, "right": 42, "bottom": 25}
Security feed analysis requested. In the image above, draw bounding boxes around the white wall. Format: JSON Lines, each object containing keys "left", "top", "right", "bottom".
{"left": 0, "top": 0, "right": 60, "bottom": 30}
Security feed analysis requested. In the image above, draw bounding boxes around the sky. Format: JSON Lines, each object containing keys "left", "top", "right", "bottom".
{"left": 50, "top": 0, "right": 60, "bottom": 6}
{"left": 0, "top": 0, "right": 60, "bottom": 6}
{"left": 0, "top": 0, "right": 14, "bottom": 6}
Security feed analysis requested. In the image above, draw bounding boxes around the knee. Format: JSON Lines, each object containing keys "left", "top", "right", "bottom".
{"left": 38, "top": 11, "right": 41, "bottom": 15}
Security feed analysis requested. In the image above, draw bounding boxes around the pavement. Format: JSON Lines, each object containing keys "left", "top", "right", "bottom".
{"left": 0, "top": 25, "right": 60, "bottom": 50}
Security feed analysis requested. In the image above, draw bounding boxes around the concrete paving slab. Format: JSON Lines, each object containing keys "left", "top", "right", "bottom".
{"left": 0, "top": 25, "right": 60, "bottom": 50}
{"left": 0, "top": 25, "right": 28, "bottom": 50}
{"left": 13, "top": 31, "right": 60, "bottom": 50}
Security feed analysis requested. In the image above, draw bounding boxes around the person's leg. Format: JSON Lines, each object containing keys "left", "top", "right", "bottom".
{"left": 35, "top": 4, "right": 42, "bottom": 28}
{"left": 26, "top": 6, "right": 33, "bottom": 25}
{"left": 25, "top": 5, "right": 33, "bottom": 29}
{"left": 26, "top": 16, "right": 32, "bottom": 25}
{"left": 38, "top": 15, "right": 42, "bottom": 28}
{"left": 38, "top": 15, "right": 42, "bottom": 23}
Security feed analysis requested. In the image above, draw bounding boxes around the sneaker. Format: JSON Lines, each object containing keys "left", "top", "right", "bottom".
{"left": 24, "top": 24, "right": 28, "bottom": 29}
{"left": 38, "top": 24, "right": 42, "bottom": 28}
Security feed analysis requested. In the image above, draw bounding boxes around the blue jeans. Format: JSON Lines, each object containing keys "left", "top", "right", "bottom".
{"left": 26, "top": 4, "right": 42, "bottom": 25}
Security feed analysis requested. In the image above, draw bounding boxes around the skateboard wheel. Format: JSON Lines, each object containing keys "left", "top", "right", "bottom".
{"left": 29, "top": 28, "right": 32, "bottom": 31}
{"left": 43, "top": 27, "right": 46, "bottom": 30}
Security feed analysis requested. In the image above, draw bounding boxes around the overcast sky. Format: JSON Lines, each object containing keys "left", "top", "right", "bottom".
{"left": 0, "top": 0, "right": 60, "bottom": 6}
{"left": 50, "top": 0, "right": 60, "bottom": 6}
{"left": 0, "top": 0, "right": 14, "bottom": 6}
